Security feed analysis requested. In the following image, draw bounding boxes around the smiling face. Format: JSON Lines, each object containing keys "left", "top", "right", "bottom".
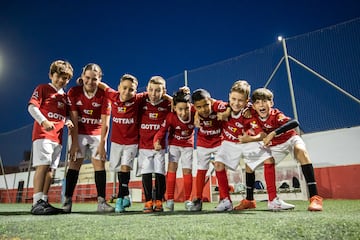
{"left": 174, "top": 102, "right": 191, "bottom": 121}
{"left": 82, "top": 69, "right": 101, "bottom": 94}
{"left": 118, "top": 79, "right": 137, "bottom": 102}
{"left": 229, "top": 91, "right": 248, "bottom": 114}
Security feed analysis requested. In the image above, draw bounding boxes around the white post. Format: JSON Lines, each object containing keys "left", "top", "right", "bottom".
{"left": 184, "top": 70, "right": 188, "bottom": 87}
{"left": 281, "top": 37, "right": 299, "bottom": 122}
{"left": 0, "top": 155, "right": 11, "bottom": 203}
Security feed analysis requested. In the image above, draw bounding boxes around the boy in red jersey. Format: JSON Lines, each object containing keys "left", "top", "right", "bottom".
{"left": 62, "top": 63, "right": 113, "bottom": 213}
{"left": 98, "top": 74, "right": 145, "bottom": 213}
{"left": 213, "top": 80, "right": 291, "bottom": 211}
{"left": 187, "top": 89, "right": 228, "bottom": 211}
{"left": 251, "top": 88, "right": 323, "bottom": 211}
{"left": 153, "top": 88, "right": 195, "bottom": 211}
{"left": 138, "top": 76, "right": 172, "bottom": 213}
{"left": 28, "top": 60, "right": 74, "bottom": 215}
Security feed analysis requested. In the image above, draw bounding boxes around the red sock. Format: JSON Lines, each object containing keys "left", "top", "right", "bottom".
{"left": 166, "top": 172, "right": 176, "bottom": 200}
{"left": 264, "top": 163, "right": 276, "bottom": 201}
{"left": 195, "top": 169, "right": 207, "bottom": 199}
{"left": 183, "top": 173, "right": 193, "bottom": 200}
{"left": 215, "top": 169, "right": 230, "bottom": 201}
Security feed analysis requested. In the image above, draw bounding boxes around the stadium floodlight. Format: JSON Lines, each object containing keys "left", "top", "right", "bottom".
{"left": 277, "top": 36, "right": 283, "bottom": 42}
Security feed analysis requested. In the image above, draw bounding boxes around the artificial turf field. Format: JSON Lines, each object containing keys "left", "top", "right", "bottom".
{"left": 0, "top": 200, "right": 359, "bottom": 240}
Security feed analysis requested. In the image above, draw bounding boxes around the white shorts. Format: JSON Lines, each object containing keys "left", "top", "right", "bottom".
{"left": 168, "top": 145, "right": 193, "bottom": 169}
{"left": 109, "top": 142, "right": 138, "bottom": 171}
{"left": 138, "top": 149, "right": 166, "bottom": 175}
{"left": 216, "top": 140, "right": 272, "bottom": 171}
{"left": 32, "top": 139, "right": 62, "bottom": 169}
{"left": 195, "top": 146, "right": 220, "bottom": 170}
{"left": 68, "top": 134, "right": 105, "bottom": 160}
{"left": 270, "top": 135, "right": 306, "bottom": 163}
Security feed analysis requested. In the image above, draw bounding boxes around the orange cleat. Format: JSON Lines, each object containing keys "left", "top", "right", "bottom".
{"left": 234, "top": 199, "right": 256, "bottom": 210}
{"left": 143, "top": 200, "right": 154, "bottom": 213}
{"left": 308, "top": 195, "right": 323, "bottom": 211}
{"left": 154, "top": 200, "right": 164, "bottom": 212}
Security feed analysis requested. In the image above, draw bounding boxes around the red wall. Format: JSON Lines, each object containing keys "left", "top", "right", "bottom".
{"left": 315, "top": 164, "right": 360, "bottom": 199}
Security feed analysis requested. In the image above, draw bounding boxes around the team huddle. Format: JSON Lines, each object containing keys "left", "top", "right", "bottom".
{"left": 28, "top": 60, "right": 323, "bottom": 215}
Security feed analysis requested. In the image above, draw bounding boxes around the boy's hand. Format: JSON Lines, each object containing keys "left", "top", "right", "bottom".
{"left": 69, "top": 142, "right": 81, "bottom": 162}
{"left": 217, "top": 107, "right": 231, "bottom": 121}
{"left": 41, "top": 120, "right": 57, "bottom": 131}
{"left": 154, "top": 140, "right": 162, "bottom": 151}
{"left": 95, "top": 145, "right": 107, "bottom": 161}
{"left": 242, "top": 108, "right": 252, "bottom": 118}
{"left": 65, "top": 119, "right": 74, "bottom": 129}
{"left": 238, "top": 132, "right": 252, "bottom": 143}
{"left": 179, "top": 86, "right": 190, "bottom": 94}
{"left": 263, "top": 131, "right": 276, "bottom": 146}
{"left": 194, "top": 111, "right": 202, "bottom": 128}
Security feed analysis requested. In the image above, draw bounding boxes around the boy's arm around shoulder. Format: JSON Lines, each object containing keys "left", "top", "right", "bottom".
{"left": 263, "top": 119, "right": 299, "bottom": 146}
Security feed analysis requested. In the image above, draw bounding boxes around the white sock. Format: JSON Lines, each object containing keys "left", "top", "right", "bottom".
{"left": 42, "top": 195, "right": 48, "bottom": 202}
{"left": 33, "top": 192, "right": 43, "bottom": 205}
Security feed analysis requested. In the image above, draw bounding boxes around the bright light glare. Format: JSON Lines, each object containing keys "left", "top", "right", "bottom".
{"left": 277, "top": 36, "right": 283, "bottom": 42}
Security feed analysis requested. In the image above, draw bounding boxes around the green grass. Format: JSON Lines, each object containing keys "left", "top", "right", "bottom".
{"left": 0, "top": 200, "right": 359, "bottom": 240}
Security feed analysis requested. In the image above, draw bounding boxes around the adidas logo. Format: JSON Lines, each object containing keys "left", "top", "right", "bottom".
{"left": 76, "top": 100, "right": 83, "bottom": 105}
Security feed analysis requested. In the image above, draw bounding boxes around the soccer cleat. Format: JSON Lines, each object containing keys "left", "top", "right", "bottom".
{"left": 268, "top": 197, "right": 295, "bottom": 211}
{"left": 115, "top": 198, "right": 124, "bottom": 213}
{"left": 122, "top": 195, "right": 132, "bottom": 209}
{"left": 97, "top": 197, "right": 115, "bottom": 213}
{"left": 143, "top": 200, "right": 154, "bottom": 213}
{"left": 154, "top": 200, "right": 164, "bottom": 212}
{"left": 234, "top": 199, "right": 256, "bottom": 211}
{"left": 165, "top": 199, "right": 174, "bottom": 212}
{"left": 62, "top": 197, "right": 73, "bottom": 213}
{"left": 189, "top": 198, "right": 203, "bottom": 212}
{"left": 214, "top": 198, "right": 233, "bottom": 212}
{"left": 184, "top": 200, "right": 193, "bottom": 211}
{"left": 308, "top": 195, "right": 323, "bottom": 211}
{"left": 31, "top": 199, "right": 62, "bottom": 215}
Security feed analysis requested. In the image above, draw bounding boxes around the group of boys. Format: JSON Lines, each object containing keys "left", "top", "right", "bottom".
{"left": 28, "top": 60, "right": 323, "bottom": 215}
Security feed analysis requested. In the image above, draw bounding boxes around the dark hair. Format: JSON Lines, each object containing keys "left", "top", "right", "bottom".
{"left": 251, "top": 88, "right": 274, "bottom": 102}
{"left": 173, "top": 89, "right": 191, "bottom": 106}
{"left": 191, "top": 88, "right": 211, "bottom": 103}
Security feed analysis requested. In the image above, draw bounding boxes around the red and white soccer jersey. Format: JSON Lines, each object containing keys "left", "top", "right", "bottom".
{"left": 197, "top": 100, "right": 227, "bottom": 148}
{"left": 256, "top": 108, "right": 297, "bottom": 146}
{"left": 221, "top": 112, "right": 263, "bottom": 143}
{"left": 104, "top": 87, "right": 145, "bottom": 145}
{"left": 28, "top": 83, "right": 68, "bottom": 144}
{"left": 139, "top": 98, "right": 171, "bottom": 149}
{"left": 153, "top": 111, "right": 195, "bottom": 148}
{"left": 67, "top": 86, "right": 111, "bottom": 135}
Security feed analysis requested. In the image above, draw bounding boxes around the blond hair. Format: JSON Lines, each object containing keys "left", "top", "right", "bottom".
{"left": 49, "top": 60, "right": 74, "bottom": 79}
{"left": 148, "top": 75, "right": 166, "bottom": 88}
{"left": 230, "top": 80, "right": 251, "bottom": 99}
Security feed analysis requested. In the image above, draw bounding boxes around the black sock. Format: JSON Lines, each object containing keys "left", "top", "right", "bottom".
{"left": 118, "top": 171, "right": 130, "bottom": 198}
{"left": 65, "top": 169, "right": 79, "bottom": 197}
{"left": 246, "top": 172, "right": 255, "bottom": 200}
{"left": 95, "top": 170, "right": 106, "bottom": 198}
{"left": 301, "top": 164, "right": 318, "bottom": 197}
{"left": 142, "top": 173, "right": 153, "bottom": 201}
{"left": 155, "top": 173, "right": 166, "bottom": 201}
